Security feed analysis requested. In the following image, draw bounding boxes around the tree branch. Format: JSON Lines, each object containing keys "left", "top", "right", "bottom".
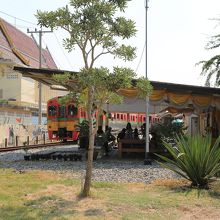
{"left": 93, "top": 50, "right": 111, "bottom": 62}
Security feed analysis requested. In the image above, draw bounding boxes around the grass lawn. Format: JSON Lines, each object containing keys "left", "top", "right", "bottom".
{"left": 0, "top": 168, "right": 220, "bottom": 220}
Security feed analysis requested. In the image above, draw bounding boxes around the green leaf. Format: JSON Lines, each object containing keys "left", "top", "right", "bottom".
{"left": 156, "top": 134, "right": 220, "bottom": 188}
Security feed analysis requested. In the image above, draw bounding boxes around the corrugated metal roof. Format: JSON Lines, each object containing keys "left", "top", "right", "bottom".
{"left": 14, "top": 65, "right": 220, "bottom": 95}
{"left": 13, "top": 66, "right": 77, "bottom": 91}
{"left": 13, "top": 66, "right": 220, "bottom": 113}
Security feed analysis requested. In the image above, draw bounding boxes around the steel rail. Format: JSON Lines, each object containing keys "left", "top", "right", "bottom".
{"left": 0, "top": 141, "right": 75, "bottom": 153}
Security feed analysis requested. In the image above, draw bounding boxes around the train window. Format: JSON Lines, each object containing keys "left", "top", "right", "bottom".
{"left": 68, "top": 105, "right": 77, "bottom": 116}
{"left": 59, "top": 106, "right": 66, "bottom": 117}
{"left": 48, "top": 106, "right": 57, "bottom": 116}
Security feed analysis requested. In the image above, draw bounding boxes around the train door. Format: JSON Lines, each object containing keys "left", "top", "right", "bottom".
{"left": 47, "top": 100, "right": 58, "bottom": 139}
{"left": 67, "top": 104, "right": 79, "bottom": 140}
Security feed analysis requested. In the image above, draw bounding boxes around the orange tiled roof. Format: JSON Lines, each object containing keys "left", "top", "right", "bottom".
{"left": 0, "top": 17, "right": 57, "bottom": 69}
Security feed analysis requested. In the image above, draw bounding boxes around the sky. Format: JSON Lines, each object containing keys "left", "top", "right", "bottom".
{"left": 1, "top": 0, "right": 220, "bottom": 86}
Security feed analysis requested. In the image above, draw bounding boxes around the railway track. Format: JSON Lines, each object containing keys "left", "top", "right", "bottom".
{"left": 0, "top": 141, "right": 106, "bottom": 161}
{"left": 0, "top": 141, "right": 76, "bottom": 153}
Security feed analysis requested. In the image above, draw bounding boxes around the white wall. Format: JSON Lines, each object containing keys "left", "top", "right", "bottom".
{"left": 0, "top": 124, "right": 47, "bottom": 147}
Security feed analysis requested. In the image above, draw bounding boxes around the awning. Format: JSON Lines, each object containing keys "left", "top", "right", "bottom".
{"left": 13, "top": 66, "right": 220, "bottom": 111}
{"left": 13, "top": 66, "right": 78, "bottom": 91}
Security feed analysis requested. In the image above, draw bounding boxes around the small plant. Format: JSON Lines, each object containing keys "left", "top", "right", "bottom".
{"left": 156, "top": 134, "right": 220, "bottom": 189}
{"left": 0, "top": 99, "right": 8, "bottom": 104}
{"left": 76, "top": 120, "right": 89, "bottom": 149}
{"left": 77, "top": 120, "right": 89, "bottom": 137}
{"left": 22, "top": 141, "right": 29, "bottom": 154}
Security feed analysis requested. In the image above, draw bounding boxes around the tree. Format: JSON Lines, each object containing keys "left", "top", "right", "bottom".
{"left": 199, "top": 19, "right": 220, "bottom": 86}
{"left": 36, "top": 0, "right": 152, "bottom": 197}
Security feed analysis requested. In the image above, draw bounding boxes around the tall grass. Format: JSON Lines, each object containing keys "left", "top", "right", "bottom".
{"left": 156, "top": 134, "right": 220, "bottom": 188}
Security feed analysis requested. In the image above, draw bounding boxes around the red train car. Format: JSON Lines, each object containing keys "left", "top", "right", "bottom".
{"left": 47, "top": 96, "right": 161, "bottom": 141}
{"left": 110, "top": 112, "right": 160, "bottom": 125}
{"left": 47, "top": 97, "right": 86, "bottom": 141}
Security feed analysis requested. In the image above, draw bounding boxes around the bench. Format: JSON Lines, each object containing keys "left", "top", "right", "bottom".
{"left": 118, "top": 139, "right": 146, "bottom": 158}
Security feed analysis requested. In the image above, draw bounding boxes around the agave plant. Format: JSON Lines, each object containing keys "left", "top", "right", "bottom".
{"left": 156, "top": 134, "right": 220, "bottom": 189}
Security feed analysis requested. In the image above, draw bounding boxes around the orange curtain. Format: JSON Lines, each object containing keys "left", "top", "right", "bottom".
{"left": 117, "top": 88, "right": 214, "bottom": 108}
{"left": 150, "top": 90, "right": 166, "bottom": 101}
{"left": 167, "top": 93, "right": 191, "bottom": 105}
{"left": 117, "top": 88, "right": 167, "bottom": 100}
{"left": 192, "top": 95, "right": 212, "bottom": 107}
{"left": 213, "top": 97, "right": 220, "bottom": 107}
{"left": 117, "top": 88, "right": 139, "bottom": 98}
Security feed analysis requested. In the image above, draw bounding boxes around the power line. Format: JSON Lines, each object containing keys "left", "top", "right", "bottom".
{"left": 0, "top": 10, "right": 37, "bottom": 26}
{"left": 53, "top": 32, "right": 74, "bottom": 69}
{"left": 135, "top": 42, "right": 146, "bottom": 73}
{"left": 14, "top": 25, "right": 38, "bottom": 30}
{"left": 40, "top": 37, "right": 63, "bottom": 68}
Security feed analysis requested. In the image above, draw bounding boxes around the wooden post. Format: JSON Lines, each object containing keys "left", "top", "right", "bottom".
{"left": 43, "top": 133, "right": 46, "bottom": 144}
{"left": 27, "top": 136, "right": 29, "bottom": 146}
{"left": 36, "top": 136, "right": 38, "bottom": 144}
{"left": 4, "top": 138, "right": 7, "bottom": 148}
{"left": 118, "top": 141, "right": 122, "bottom": 158}
{"left": 15, "top": 136, "right": 18, "bottom": 147}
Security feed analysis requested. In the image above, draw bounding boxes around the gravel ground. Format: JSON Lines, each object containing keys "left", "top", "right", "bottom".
{"left": 0, "top": 145, "right": 179, "bottom": 184}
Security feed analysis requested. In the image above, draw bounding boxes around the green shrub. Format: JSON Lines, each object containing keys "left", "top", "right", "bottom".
{"left": 150, "top": 120, "right": 187, "bottom": 153}
{"left": 0, "top": 99, "right": 8, "bottom": 104}
{"left": 76, "top": 120, "right": 89, "bottom": 137}
{"left": 156, "top": 134, "right": 220, "bottom": 189}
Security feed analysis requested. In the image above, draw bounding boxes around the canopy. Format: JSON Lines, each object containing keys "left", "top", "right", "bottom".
{"left": 117, "top": 88, "right": 220, "bottom": 109}
{"left": 13, "top": 66, "right": 220, "bottom": 113}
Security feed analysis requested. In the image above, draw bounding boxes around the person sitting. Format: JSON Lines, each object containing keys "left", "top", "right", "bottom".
{"left": 95, "top": 127, "right": 106, "bottom": 147}
{"left": 141, "top": 123, "right": 146, "bottom": 138}
{"left": 125, "top": 122, "right": 133, "bottom": 139}
{"left": 104, "top": 127, "right": 116, "bottom": 156}
{"left": 133, "top": 127, "right": 139, "bottom": 139}
{"left": 105, "top": 127, "right": 116, "bottom": 143}
{"left": 117, "top": 128, "right": 126, "bottom": 142}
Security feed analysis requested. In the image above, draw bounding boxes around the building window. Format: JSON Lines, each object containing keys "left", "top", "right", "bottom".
{"left": 7, "top": 73, "right": 18, "bottom": 79}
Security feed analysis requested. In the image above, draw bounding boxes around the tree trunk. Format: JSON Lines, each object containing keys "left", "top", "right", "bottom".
{"left": 82, "top": 86, "right": 95, "bottom": 197}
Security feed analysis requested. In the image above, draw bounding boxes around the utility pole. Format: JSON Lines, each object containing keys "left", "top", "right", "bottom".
{"left": 144, "top": 0, "right": 151, "bottom": 165}
{"left": 27, "top": 28, "right": 52, "bottom": 125}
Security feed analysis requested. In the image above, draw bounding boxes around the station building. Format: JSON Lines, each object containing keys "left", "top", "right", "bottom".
{"left": 0, "top": 17, "right": 65, "bottom": 125}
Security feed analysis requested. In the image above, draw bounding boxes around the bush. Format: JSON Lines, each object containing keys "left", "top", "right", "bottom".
{"left": 150, "top": 120, "right": 186, "bottom": 151}
{"left": 0, "top": 99, "right": 8, "bottom": 104}
{"left": 76, "top": 120, "right": 89, "bottom": 149}
{"left": 77, "top": 120, "right": 89, "bottom": 137}
{"left": 156, "top": 134, "right": 220, "bottom": 189}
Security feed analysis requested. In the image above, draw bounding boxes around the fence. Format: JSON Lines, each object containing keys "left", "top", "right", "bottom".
{"left": 0, "top": 124, "right": 48, "bottom": 148}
